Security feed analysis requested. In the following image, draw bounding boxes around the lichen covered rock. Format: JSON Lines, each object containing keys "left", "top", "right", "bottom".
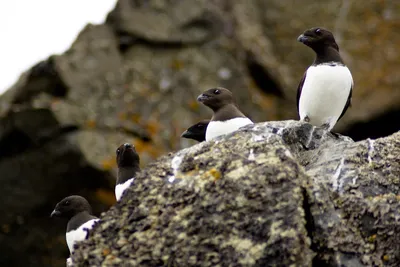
{"left": 73, "top": 121, "right": 314, "bottom": 266}
{"left": 72, "top": 121, "right": 400, "bottom": 266}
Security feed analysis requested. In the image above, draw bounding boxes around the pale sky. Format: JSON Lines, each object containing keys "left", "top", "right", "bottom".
{"left": 0, "top": 0, "right": 117, "bottom": 94}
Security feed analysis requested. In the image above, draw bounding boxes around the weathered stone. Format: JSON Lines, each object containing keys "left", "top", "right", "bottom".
{"left": 0, "top": 109, "right": 112, "bottom": 267}
{"left": 73, "top": 121, "right": 314, "bottom": 267}
{"left": 106, "top": 0, "right": 223, "bottom": 45}
{"left": 71, "top": 121, "right": 400, "bottom": 267}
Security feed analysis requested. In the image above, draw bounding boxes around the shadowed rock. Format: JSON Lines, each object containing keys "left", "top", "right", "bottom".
{"left": 0, "top": 109, "right": 112, "bottom": 267}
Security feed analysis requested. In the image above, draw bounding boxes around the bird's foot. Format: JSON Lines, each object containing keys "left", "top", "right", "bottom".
{"left": 321, "top": 123, "right": 331, "bottom": 131}
{"left": 330, "top": 131, "right": 340, "bottom": 138}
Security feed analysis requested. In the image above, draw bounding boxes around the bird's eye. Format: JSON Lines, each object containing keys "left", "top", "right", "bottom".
{"left": 64, "top": 201, "right": 70, "bottom": 206}
{"left": 315, "top": 28, "right": 322, "bottom": 35}
{"left": 213, "top": 89, "right": 220, "bottom": 95}
{"left": 116, "top": 149, "right": 120, "bottom": 155}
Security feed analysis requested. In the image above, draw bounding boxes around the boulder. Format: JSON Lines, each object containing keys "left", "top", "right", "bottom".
{"left": 71, "top": 121, "right": 400, "bottom": 267}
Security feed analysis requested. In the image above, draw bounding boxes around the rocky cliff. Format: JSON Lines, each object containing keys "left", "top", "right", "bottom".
{"left": 71, "top": 121, "right": 400, "bottom": 267}
{"left": 0, "top": 0, "right": 399, "bottom": 266}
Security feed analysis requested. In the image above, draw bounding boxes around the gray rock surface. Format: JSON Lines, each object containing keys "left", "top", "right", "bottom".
{"left": 71, "top": 121, "right": 400, "bottom": 267}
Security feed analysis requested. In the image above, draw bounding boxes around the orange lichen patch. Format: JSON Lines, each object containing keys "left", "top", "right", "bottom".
{"left": 203, "top": 168, "right": 222, "bottom": 182}
{"left": 383, "top": 255, "right": 390, "bottom": 261}
{"left": 85, "top": 120, "right": 97, "bottom": 129}
{"left": 396, "top": 195, "right": 400, "bottom": 201}
{"left": 118, "top": 112, "right": 128, "bottom": 121}
{"left": 130, "top": 114, "right": 141, "bottom": 123}
{"left": 188, "top": 100, "right": 199, "bottom": 111}
{"left": 258, "top": 95, "right": 275, "bottom": 108}
{"left": 102, "top": 248, "right": 111, "bottom": 256}
{"left": 170, "top": 59, "right": 184, "bottom": 70}
{"left": 134, "top": 139, "right": 161, "bottom": 158}
{"left": 1, "top": 224, "right": 10, "bottom": 234}
{"left": 95, "top": 189, "right": 116, "bottom": 206}
{"left": 367, "top": 234, "right": 377, "bottom": 243}
{"left": 101, "top": 158, "right": 116, "bottom": 171}
{"left": 248, "top": 79, "right": 258, "bottom": 89}
{"left": 210, "top": 168, "right": 222, "bottom": 181}
{"left": 145, "top": 121, "right": 161, "bottom": 136}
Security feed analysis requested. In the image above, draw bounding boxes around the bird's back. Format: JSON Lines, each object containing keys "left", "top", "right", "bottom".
{"left": 206, "top": 117, "right": 253, "bottom": 141}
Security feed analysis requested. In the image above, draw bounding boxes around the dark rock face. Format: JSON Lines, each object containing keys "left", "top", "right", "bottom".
{"left": 71, "top": 121, "right": 400, "bottom": 266}
{"left": 0, "top": 109, "right": 113, "bottom": 267}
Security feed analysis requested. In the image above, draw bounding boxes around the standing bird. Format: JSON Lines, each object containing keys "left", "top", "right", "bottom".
{"left": 197, "top": 87, "right": 253, "bottom": 141}
{"left": 297, "top": 27, "right": 353, "bottom": 131}
{"left": 115, "top": 143, "right": 141, "bottom": 201}
{"left": 181, "top": 120, "right": 209, "bottom": 142}
{"left": 51, "top": 195, "right": 99, "bottom": 266}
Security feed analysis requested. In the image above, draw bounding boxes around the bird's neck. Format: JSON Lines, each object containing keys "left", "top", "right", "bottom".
{"left": 212, "top": 104, "right": 246, "bottom": 121}
{"left": 313, "top": 46, "right": 343, "bottom": 65}
{"left": 67, "top": 211, "right": 96, "bottom": 232}
{"left": 117, "top": 165, "right": 140, "bottom": 184}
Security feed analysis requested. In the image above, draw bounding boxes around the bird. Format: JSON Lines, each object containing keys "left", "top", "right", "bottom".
{"left": 297, "top": 27, "right": 353, "bottom": 131}
{"left": 50, "top": 195, "right": 99, "bottom": 266}
{"left": 197, "top": 87, "right": 253, "bottom": 141}
{"left": 115, "top": 143, "right": 141, "bottom": 201}
{"left": 181, "top": 120, "right": 209, "bottom": 142}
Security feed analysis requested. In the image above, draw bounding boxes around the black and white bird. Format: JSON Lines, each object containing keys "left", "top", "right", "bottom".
{"left": 197, "top": 87, "right": 253, "bottom": 141}
{"left": 115, "top": 143, "right": 140, "bottom": 201}
{"left": 181, "top": 120, "right": 209, "bottom": 142}
{"left": 297, "top": 27, "right": 353, "bottom": 131}
{"left": 51, "top": 195, "right": 99, "bottom": 266}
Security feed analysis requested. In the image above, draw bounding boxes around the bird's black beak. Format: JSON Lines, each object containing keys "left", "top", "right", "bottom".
{"left": 297, "top": 34, "right": 308, "bottom": 43}
{"left": 124, "top": 143, "right": 132, "bottom": 148}
{"left": 181, "top": 129, "right": 191, "bottom": 138}
{"left": 50, "top": 210, "right": 61, "bottom": 218}
{"left": 197, "top": 94, "right": 209, "bottom": 102}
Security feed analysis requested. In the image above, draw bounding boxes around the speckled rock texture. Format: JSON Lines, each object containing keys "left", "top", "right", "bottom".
{"left": 72, "top": 120, "right": 314, "bottom": 266}
{"left": 71, "top": 121, "right": 400, "bottom": 267}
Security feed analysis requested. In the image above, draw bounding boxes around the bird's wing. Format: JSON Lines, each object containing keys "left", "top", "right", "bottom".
{"left": 296, "top": 71, "right": 307, "bottom": 116}
{"left": 337, "top": 82, "right": 353, "bottom": 122}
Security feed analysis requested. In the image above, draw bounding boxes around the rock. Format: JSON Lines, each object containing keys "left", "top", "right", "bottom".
{"left": 106, "top": 0, "right": 223, "bottom": 45}
{"left": 1, "top": 1, "right": 398, "bottom": 172}
{"left": 0, "top": 109, "right": 113, "bottom": 267}
{"left": 72, "top": 120, "right": 314, "bottom": 266}
{"left": 71, "top": 121, "right": 400, "bottom": 266}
